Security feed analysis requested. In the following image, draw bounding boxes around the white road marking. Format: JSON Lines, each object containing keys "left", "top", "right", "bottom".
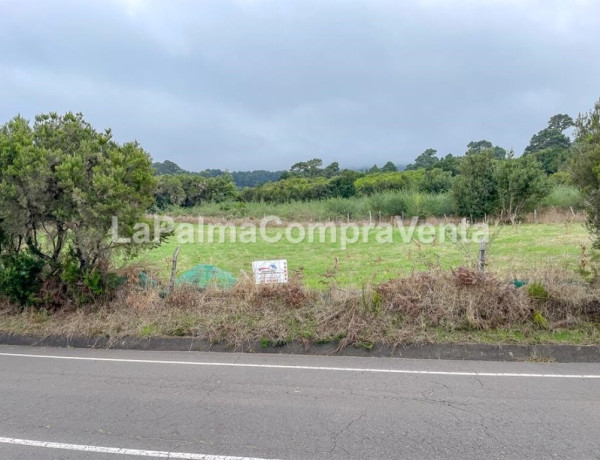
{"left": 1, "top": 351, "right": 599, "bottom": 378}
{"left": 0, "top": 437, "right": 277, "bottom": 459}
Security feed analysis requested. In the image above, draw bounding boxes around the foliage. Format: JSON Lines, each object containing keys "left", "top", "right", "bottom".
{"left": 524, "top": 113, "right": 573, "bottom": 174}
{"left": 0, "top": 112, "right": 157, "bottom": 306}
{"left": 436, "top": 153, "right": 462, "bottom": 176}
{"left": 495, "top": 155, "right": 549, "bottom": 223}
{"left": 420, "top": 168, "right": 453, "bottom": 193}
{"left": 380, "top": 161, "right": 398, "bottom": 172}
{"left": 0, "top": 252, "right": 45, "bottom": 305}
{"left": 155, "top": 173, "right": 238, "bottom": 209}
{"left": 326, "top": 170, "right": 359, "bottom": 198}
{"left": 153, "top": 160, "right": 283, "bottom": 187}
{"left": 406, "top": 148, "right": 439, "bottom": 170}
{"left": 570, "top": 99, "right": 600, "bottom": 247}
{"left": 527, "top": 282, "right": 550, "bottom": 302}
{"left": 153, "top": 160, "right": 186, "bottom": 175}
{"left": 467, "top": 140, "right": 507, "bottom": 160}
{"left": 155, "top": 175, "right": 186, "bottom": 208}
{"left": 451, "top": 150, "right": 498, "bottom": 218}
{"left": 354, "top": 170, "right": 425, "bottom": 195}
{"left": 541, "top": 185, "right": 582, "bottom": 209}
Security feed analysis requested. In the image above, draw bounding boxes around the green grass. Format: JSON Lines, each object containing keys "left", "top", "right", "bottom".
{"left": 131, "top": 222, "right": 591, "bottom": 288}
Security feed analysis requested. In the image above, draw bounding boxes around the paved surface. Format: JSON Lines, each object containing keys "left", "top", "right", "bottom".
{"left": 0, "top": 345, "right": 599, "bottom": 459}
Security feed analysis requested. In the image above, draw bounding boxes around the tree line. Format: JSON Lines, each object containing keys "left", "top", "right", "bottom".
{"left": 153, "top": 112, "right": 574, "bottom": 222}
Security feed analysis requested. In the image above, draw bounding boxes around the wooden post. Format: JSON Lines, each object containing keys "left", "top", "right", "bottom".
{"left": 369, "top": 210, "right": 372, "bottom": 225}
{"left": 477, "top": 238, "right": 486, "bottom": 272}
{"left": 169, "top": 246, "right": 180, "bottom": 294}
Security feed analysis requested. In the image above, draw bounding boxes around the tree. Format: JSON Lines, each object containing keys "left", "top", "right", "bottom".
{"left": 406, "top": 148, "right": 439, "bottom": 170}
{"left": 570, "top": 99, "right": 600, "bottom": 247}
{"left": 153, "top": 160, "right": 186, "bottom": 175}
{"left": 419, "top": 168, "right": 453, "bottom": 193}
{"left": 367, "top": 164, "right": 380, "bottom": 174}
{"left": 451, "top": 150, "right": 498, "bottom": 218}
{"left": 155, "top": 175, "right": 185, "bottom": 208}
{"left": 327, "top": 170, "right": 359, "bottom": 198}
{"left": 0, "top": 112, "right": 157, "bottom": 305}
{"left": 495, "top": 156, "right": 549, "bottom": 225}
{"left": 466, "top": 140, "right": 493, "bottom": 153}
{"left": 437, "top": 153, "right": 462, "bottom": 176}
{"left": 323, "top": 161, "right": 340, "bottom": 178}
{"left": 467, "top": 140, "right": 506, "bottom": 160}
{"left": 548, "top": 113, "right": 574, "bottom": 132}
{"left": 289, "top": 158, "right": 323, "bottom": 177}
{"left": 231, "top": 170, "right": 283, "bottom": 187}
{"left": 380, "top": 161, "right": 398, "bottom": 172}
{"left": 524, "top": 114, "right": 573, "bottom": 174}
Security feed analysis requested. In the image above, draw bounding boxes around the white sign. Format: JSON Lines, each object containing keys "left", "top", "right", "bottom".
{"left": 252, "top": 259, "right": 288, "bottom": 285}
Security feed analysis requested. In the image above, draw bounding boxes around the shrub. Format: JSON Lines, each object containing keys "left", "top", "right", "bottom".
{"left": 541, "top": 185, "right": 583, "bottom": 210}
{"left": 0, "top": 252, "right": 45, "bottom": 305}
{"left": 527, "top": 282, "right": 550, "bottom": 302}
{"left": 0, "top": 112, "right": 159, "bottom": 307}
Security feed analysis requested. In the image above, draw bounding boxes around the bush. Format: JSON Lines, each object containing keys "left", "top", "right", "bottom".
{"left": 527, "top": 282, "right": 550, "bottom": 302}
{"left": 541, "top": 185, "right": 583, "bottom": 209}
{"left": 451, "top": 150, "right": 498, "bottom": 218}
{"left": 0, "top": 252, "right": 45, "bottom": 305}
{"left": 0, "top": 112, "right": 158, "bottom": 308}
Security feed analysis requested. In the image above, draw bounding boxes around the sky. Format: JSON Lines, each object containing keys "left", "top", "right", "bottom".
{"left": 1, "top": 0, "right": 599, "bottom": 171}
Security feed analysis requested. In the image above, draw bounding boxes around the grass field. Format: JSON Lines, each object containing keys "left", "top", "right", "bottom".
{"left": 131, "top": 221, "right": 591, "bottom": 288}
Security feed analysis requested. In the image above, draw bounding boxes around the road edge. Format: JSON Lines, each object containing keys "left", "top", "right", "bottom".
{"left": 1, "top": 333, "right": 600, "bottom": 362}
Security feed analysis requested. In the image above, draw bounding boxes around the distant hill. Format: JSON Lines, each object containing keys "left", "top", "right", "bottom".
{"left": 152, "top": 161, "right": 284, "bottom": 188}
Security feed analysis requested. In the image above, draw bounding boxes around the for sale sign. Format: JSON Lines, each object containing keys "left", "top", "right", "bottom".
{"left": 252, "top": 260, "right": 288, "bottom": 285}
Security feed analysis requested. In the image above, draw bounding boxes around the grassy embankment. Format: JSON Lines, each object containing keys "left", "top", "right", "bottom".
{"left": 2, "top": 213, "right": 598, "bottom": 349}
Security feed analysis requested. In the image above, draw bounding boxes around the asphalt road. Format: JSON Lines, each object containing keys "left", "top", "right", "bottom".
{"left": 1, "top": 345, "right": 599, "bottom": 459}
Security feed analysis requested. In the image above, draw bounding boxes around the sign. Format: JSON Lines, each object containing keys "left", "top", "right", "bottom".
{"left": 252, "top": 260, "right": 288, "bottom": 285}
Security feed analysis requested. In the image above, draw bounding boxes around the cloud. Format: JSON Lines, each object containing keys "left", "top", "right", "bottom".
{"left": 0, "top": 0, "right": 599, "bottom": 170}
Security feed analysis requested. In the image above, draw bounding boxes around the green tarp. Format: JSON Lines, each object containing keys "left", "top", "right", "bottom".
{"left": 176, "top": 264, "right": 237, "bottom": 290}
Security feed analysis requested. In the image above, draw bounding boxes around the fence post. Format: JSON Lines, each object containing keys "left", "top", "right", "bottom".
{"left": 169, "top": 246, "right": 181, "bottom": 294}
{"left": 478, "top": 238, "right": 486, "bottom": 272}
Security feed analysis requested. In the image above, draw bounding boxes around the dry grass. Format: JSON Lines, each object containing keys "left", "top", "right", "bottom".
{"left": 1, "top": 267, "right": 599, "bottom": 349}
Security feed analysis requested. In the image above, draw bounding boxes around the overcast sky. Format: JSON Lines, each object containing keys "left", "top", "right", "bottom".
{"left": 1, "top": 0, "right": 599, "bottom": 171}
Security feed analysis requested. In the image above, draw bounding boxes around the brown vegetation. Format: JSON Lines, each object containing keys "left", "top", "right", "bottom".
{"left": 1, "top": 267, "right": 599, "bottom": 349}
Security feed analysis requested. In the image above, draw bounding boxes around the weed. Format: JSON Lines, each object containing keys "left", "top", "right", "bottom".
{"left": 527, "top": 282, "right": 550, "bottom": 302}
{"left": 532, "top": 310, "right": 549, "bottom": 329}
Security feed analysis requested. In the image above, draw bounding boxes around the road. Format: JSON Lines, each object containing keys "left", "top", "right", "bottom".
{"left": 1, "top": 345, "right": 599, "bottom": 459}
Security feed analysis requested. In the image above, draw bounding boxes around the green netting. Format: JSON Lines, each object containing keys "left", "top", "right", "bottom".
{"left": 139, "top": 272, "right": 159, "bottom": 289}
{"left": 176, "top": 264, "right": 237, "bottom": 290}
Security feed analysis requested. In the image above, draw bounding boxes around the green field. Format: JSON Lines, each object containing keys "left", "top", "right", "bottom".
{"left": 131, "top": 221, "right": 591, "bottom": 288}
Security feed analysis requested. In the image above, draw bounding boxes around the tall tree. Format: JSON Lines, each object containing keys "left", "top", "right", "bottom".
{"left": 467, "top": 140, "right": 507, "bottom": 160}
{"left": 524, "top": 114, "right": 573, "bottom": 174}
{"left": 406, "top": 148, "right": 439, "bottom": 170}
{"left": 380, "top": 161, "right": 398, "bottom": 172}
{"left": 323, "top": 161, "right": 340, "bottom": 178}
{"left": 570, "top": 100, "right": 600, "bottom": 247}
{"left": 290, "top": 158, "right": 323, "bottom": 177}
